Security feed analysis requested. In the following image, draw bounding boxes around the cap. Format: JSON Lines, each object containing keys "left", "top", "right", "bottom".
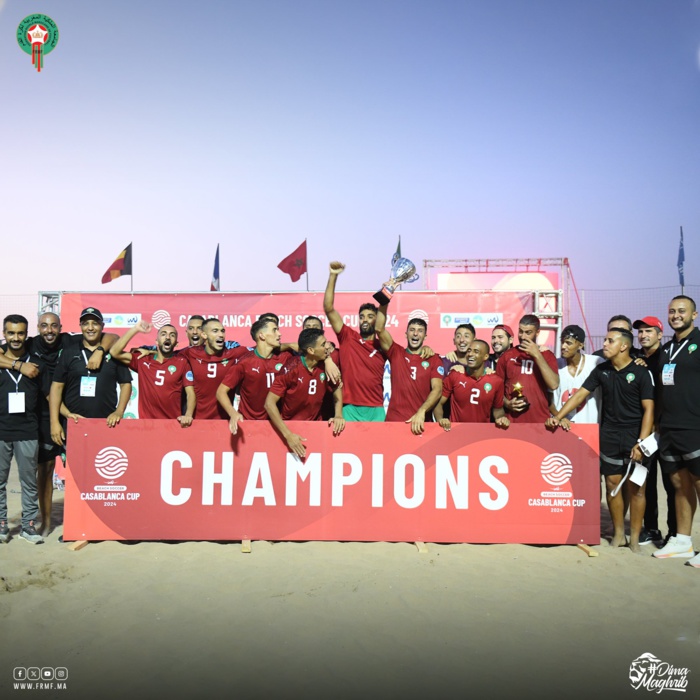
{"left": 80, "top": 307, "right": 104, "bottom": 323}
{"left": 633, "top": 316, "right": 663, "bottom": 332}
{"left": 561, "top": 324, "right": 585, "bottom": 343}
{"left": 493, "top": 324, "right": 514, "bottom": 338}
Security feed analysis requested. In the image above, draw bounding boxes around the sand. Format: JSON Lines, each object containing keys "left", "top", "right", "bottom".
{"left": 0, "top": 465, "right": 697, "bottom": 700}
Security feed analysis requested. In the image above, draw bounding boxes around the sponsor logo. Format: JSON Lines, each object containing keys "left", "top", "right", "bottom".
{"left": 152, "top": 310, "right": 172, "bottom": 328}
{"left": 102, "top": 314, "right": 141, "bottom": 329}
{"left": 440, "top": 313, "right": 503, "bottom": 329}
{"left": 629, "top": 652, "right": 690, "bottom": 693}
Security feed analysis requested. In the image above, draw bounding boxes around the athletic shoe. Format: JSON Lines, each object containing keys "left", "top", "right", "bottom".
{"left": 685, "top": 552, "right": 700, "bottom": 568}
{"left": 638, "top": 529, "right": 655, "bottom": 545}
{"left": 647, "top": 529, "right": 663, "bottom": 542}
{"left": 0, "top": 520, "right": 9, "bottom": 543}
{"left": 19, "top": 522, "right": 44, "bottom": 545}
{"left": 652, "top": 535, "right": 694, "bottom": 559}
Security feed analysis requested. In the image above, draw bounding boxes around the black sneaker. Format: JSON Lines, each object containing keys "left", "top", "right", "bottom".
{"left": 19, "top": 522, "right": 44, "bottom": 545}
{"left": 0, "top": 520, "right": 9, "bottom": 543}
{"left": 647, "top": 529, "right": 663, "bottom": 543}
{"left": 638, "top": 529, "right": 654, "bottom": 545}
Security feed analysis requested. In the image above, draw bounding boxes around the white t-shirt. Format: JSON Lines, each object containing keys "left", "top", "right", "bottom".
{"left": 552, "top": 353, "right": 604, "bottom": 424}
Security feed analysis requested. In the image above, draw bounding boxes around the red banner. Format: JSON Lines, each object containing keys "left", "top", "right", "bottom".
{"left": 57, "top": 291, "right": 537, "bottom": 352}
{"left": 64, "top": 420, "right": 600, "bottom": 544}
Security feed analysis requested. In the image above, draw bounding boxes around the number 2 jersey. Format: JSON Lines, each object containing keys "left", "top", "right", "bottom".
{"left": 441, "top": 371, "right": 504, "bottom": 423}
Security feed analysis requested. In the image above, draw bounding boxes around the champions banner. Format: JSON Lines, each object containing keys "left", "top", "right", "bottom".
{"left": 57, "top": 290, "right": 539, "bottom": 351}
{"left": 64, "top": 420, "right": 600, "bottom": 544}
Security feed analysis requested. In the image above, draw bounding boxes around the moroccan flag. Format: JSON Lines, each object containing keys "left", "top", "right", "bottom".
{"left": 211, "top": 244, "right": 220, "bottom": 291}
{"left": 101, "top": 244, "right": 132, "bottom": 284}
{"left": 277, "top": 240, "right": 307, "bottom": 282}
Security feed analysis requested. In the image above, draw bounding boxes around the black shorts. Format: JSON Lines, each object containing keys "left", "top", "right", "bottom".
{"left": 599, "top": 427, "right": 638, "bottom": 476}
{"left": 38, "top": 441, "right": 62, "bottom": 463}
{"left": 659, "top": 429, "right": 700, "bottom": 477}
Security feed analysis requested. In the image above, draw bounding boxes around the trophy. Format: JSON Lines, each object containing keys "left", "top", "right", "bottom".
{"left": 512, "top": 382, "right": 529, "bottom": 407}
{"left": 373, "top": 257, "right": 417, "bottom": 305}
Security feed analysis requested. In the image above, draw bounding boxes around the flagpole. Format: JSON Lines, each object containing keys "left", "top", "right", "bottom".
{"left": 130, "top": 242, "right": 133, "bottom": 294}
{"left": 305, "top": 238, "right": 309, "bottom": 292}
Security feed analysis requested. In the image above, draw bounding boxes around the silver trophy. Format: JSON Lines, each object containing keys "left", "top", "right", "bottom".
{"left": 373, "top": 257, "right": 417, "bottom": 305}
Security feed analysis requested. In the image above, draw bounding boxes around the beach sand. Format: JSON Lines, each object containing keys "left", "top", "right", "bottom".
{"left": 1, "top": 465, "right": 697, "bottom": 700}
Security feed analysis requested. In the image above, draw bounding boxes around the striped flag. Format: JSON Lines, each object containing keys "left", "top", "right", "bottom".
{"left": 211, "top": 244, "right": 220, "bottom": 291}
{"left": 101, "top": 244, "right": 132, "bottom": 284}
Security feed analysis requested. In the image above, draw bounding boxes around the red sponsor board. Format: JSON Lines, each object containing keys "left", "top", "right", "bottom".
{"left": 64, "top": 420, "right": 599, "bottom": 544}
{"left": 58, "top": 291, "right": 536, "bottom": 352}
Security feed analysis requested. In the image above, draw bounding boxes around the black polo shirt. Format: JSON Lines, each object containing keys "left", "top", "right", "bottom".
{"left": 53, "top": 345, "right": 132, "bottom": 418}
{"left": 582, "top": 359, "right": 654, "bottom": 429}
{"left": 0, "top": 352, "right": 50, "bottom": 441}
{"left": 658, "top": 327, "right": 700, "bottom": 431}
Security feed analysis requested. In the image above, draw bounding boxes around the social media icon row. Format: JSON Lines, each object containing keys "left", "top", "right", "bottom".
{"left": 13, "top": 667, "right": 68, "bottom": 681}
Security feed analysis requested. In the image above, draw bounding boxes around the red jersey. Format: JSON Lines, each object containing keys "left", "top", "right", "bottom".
{"left": 182, "top": 345, "right": 250, "bottom": 420}
{"left": 270, "top": 356, "right": 332, "bottom": 421}
{"left": 220, "top": 350, "right": 292, "bottom": 420}
{"left": 442, "top": 371, "right": 504, "bottom": 423}
{"left": 385, "top": 343, "right": 444, "bottom": 422}
{"left": 128, "top": 352, "right": 194, "bottom": 420}
{"left": 335, "top": 325, "right": 386, "bottom": 407}
{"left": 496, "top": 346, "right": 558, "bottom": 423}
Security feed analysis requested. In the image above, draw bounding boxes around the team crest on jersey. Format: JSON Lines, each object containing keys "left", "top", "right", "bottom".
{"left": 626, "top": 373, "right": 635, "bottom": 383}
{"left": 167, "top": 365, "right": 177, "bottom": 374}
{"left": 421, "top": 361, "right": 429, "bottom": 369}
{"left": 689, "top": 344, "right": 697, "bottom": 354}
{"left": 437, "top": 366, "right": 445, "bottom": 375}
{"left": 222, "top": 360, "right": 229, "bottom": 366}
{"left": 320, "top": 372, "right": 326, "bottom": 381}
{"left": 275, "top": 363, "right": 283, "bottom": 370}
{"left": 484, "top": 383, "right": 492, "bottom": 393}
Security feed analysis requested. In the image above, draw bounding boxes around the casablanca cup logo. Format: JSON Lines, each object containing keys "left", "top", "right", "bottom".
{"left": 540, "top": 453, "right": 573, "bottom": 487}
{"left": 629, "top": 652, "right": 690, "bottom": 693}
{"left": 94, "top": 447, "right": 128, "bottom": 481}
{"left": 152, "top": 310, "right": 172, "bottom": 328}
{"left": 17, "top": 15, "right": 59, "bottom": 73}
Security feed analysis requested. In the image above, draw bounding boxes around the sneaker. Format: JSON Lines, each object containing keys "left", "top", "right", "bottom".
{"left": 652, "top": 535, "right": 694, "bottom": 559}
{"left": 685, "top": 552, "right": 700, "bottom": 568}
{"left": 647, "top": 529, "right": 663, "bottom": 542}
{"left": 638, "top": 529, "right": 655, "bottom": 545}
{"left": 19, "top": 522, "right": 44, "bottom": 545}
{"left": 0, "top": 520, "right": 9, "bottom": 543}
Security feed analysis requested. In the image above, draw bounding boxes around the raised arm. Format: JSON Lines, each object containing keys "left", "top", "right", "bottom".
{"left": 375, "top": 303, "right": 393, "bottom": 352}
{"left": 110, "top": 320, "right": 152, "bottom": 364}
{"left": 323, "top": 261, "right": 346, "bottom": 334}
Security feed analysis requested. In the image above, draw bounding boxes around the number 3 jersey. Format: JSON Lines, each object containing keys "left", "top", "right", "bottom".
{"left": 128, "top": 352, "right": 194, "bottom": 419}
{"left": 442, "top": 372, "right": 504, "bottom": 423}
{"left": 496, "top": 346, "right": 558, "bottom": 423}
{"left": 269, "top": 356, "right": 333, "bottom": 421}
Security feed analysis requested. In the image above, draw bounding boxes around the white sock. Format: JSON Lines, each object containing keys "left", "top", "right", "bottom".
{"left": 675, "top": 534, "right": 692, "bottom": 546}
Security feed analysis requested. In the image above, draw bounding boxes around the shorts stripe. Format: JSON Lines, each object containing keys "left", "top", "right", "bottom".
{"left": 600, "top": 453, "right": 625, "bottom": 466}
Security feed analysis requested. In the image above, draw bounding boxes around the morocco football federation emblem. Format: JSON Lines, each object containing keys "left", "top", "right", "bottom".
{"left": 17, "top": 14, "right": 59, "bottom": 73}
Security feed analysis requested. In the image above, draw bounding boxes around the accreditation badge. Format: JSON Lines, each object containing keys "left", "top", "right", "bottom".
{"left": 80, "top": 376, "right": 97, "bottom": 397}
{"left": 8, "top": 392, "right": 26, "bottom": 414}
{"left": 661, "top": 364, "right": 675, "bottom": 386}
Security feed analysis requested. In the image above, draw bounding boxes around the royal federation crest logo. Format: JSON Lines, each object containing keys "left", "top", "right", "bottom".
{"left": 17, "top": 15, "right": 59, "bottom": 73}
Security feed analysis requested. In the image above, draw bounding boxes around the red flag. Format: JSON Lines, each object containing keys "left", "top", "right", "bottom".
{"left": 277, "top": 240, "right": 307, "bottom": 282}
{"left": 101, "top": 244, "right": 132, "bottom": 284}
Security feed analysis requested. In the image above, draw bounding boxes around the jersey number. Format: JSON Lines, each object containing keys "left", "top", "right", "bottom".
{"left": 266, "top": 372, "right": 275, "bottom": 388}
{"left": 410, "top": 367, "right": 417, "bottom": 381}
{"left": 207, "top": 363, "right": 218, "bottom": 378}
{"left": 308, "top": 379, "right": 317, "bottom": 395}
{"left": 155, "top": 369, "right": 165, "bottom": 386}
{"left": 470, "top": 388, "right": 480, "bottom": 405}
{"left": 521, "top": 359, "right": 534, "bottom": 375}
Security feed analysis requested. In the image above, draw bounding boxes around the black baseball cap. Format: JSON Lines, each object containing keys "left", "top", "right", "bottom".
{"left": 80, "top": 307, "right": 104, "bottom": 323}
{"left": 561, "top": 324, "right": 585, "bottom": 343}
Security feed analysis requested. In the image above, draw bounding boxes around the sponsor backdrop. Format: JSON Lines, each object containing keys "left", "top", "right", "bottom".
{"left": 64, "top": 420, "right": 599, "bottom": 544}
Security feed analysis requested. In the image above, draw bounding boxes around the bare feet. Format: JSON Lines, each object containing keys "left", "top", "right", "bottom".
{"left": 629, "top": 541, "right": 644, "bottom": 554}
{"left": 610, "top": 533, "right": 627, "bottom": 547}
{"left": 40, "top": 522, "right": 51, "bottom": 538}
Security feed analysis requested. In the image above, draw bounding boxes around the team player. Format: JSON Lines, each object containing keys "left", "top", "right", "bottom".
{"left": 547, "top": 327, "right": 654, "bottom": 553}
{"left": 110, "top": 320, "right": 195, "bottom": 424}
{"left": 216, "top": 317, "right": 292, "bottom": 434}
{"left": 49, "top": 308, "right": 132, "bottom": 446}
{"left": 375, "top": 307, "right": 444, "bottom": 434}
{"left": 434, "top": 340, "right": 509, "bottom": 429}
{"left": 0, "top": 315, "right": 49, "bottom": 544}
{"left": 653, "top": 296, "right": 700, "bottom": 566}
{"left": 496, "top": 315, "right": 559, "bottom": 423}
{"left": 185, "top": 315, "right": 205, "bottom": 347}
{"left": 549, "top": 325, "right": 603, "bottom": 425}
{"left": 323, "top": 261, "right": 386, "bottom": 421}
{"left": 489, "top": 324, "right": 514, "bottom": 366}
{"left": 181, "top": 318, "right": 248, "bottom": 420}
{"left": 265, "top": 328, "right": 345, "bottom": 458}
{"left": 442, "top": 324, "right": 476, "bottom": 373}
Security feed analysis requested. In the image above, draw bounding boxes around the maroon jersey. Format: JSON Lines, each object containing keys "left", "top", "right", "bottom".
{"left": 182, "top": 345, "right": 250, "bottom": 420}
{"left": 270, "top": 356, "right": 332, "bottom": 421}
{"left": 442, "top": 371, "right": 504, "bottom": 423}
{"left": 128, "top": 352, "right": 194, "bottom": 420}
{"left": 335, "top": 325, "right": 385, "bottom": 407}
{"left": 496, "top": 346, "right": 558, "bottom": 423}
{"left": 385, "top": 342, "right": 444, "bottom": 422}
{"left": 221, "top": 350, "right": 292, "bottom": 420}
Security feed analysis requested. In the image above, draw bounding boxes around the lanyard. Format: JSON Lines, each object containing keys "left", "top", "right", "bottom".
{"left": 667, "top": 340, "right": 688, "bottom": 364}
{"left": 4, "top": 369, "right": 21, "bottom": 392}
{"left": 81, "top": 350, "right": 92, "bottom": 376}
